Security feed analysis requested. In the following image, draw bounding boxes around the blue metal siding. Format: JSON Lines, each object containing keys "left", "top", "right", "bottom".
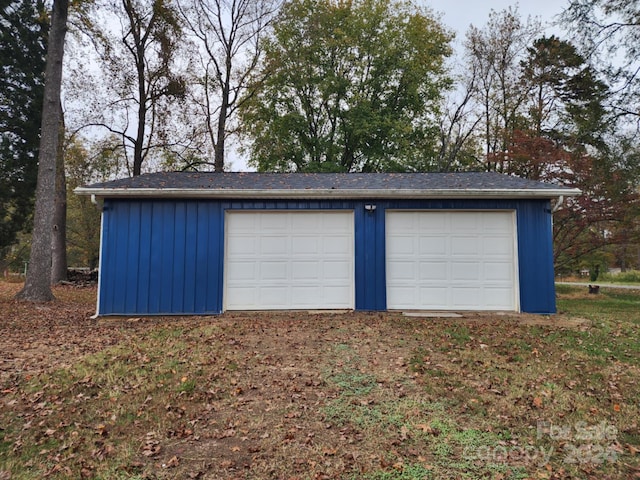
{"left": 354, "top": 206, "right": 386, "bottom": 310}
{"left": 98, "top": 197, "right": 556, "bottom": 315}
{"left": 516, "top": 200, "right": 556, "bottom": 314}
{"left": 99, "top": 200, "right": 223, "bottom": 315}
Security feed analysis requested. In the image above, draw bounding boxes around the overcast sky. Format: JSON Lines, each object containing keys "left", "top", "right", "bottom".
{"left": 420, "top": 0, "right": 570, "bottom": 41}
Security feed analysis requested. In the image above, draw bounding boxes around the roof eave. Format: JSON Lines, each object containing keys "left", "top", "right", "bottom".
{"left": 75, "top": 186, "right": 581, "bottom": 200}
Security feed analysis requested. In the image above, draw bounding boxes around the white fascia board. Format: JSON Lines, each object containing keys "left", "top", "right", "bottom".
{"left": 75, "top": 186, "right": 581, "bottom": 200}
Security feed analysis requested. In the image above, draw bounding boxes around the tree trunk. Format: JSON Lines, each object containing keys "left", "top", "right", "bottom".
{"left": 51, "top": 103, "right": 67, "bottom": 284}
{"left": 15, "top": 0, "right": 68, "bottom": 302}
{"left": 214, "top": 82, "right": 230, "bottom": 172}
{"left": 133, "top": 54, "right": 146, "bottom": 176}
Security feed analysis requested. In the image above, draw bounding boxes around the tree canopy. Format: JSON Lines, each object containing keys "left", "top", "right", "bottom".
{"left": 240, "top": 0, "right": 453, "bottom": 172}
{"left": 562, "top": 0, "right": 640, "bottom": 124}
{"left": 75, "top": 0, "right": 187, "bottom": 176}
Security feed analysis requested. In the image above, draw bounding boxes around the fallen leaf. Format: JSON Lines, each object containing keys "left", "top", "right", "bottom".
{"left": 416, "top": 424, "right": 433, "bottom": 434}
{"left": 162, "top": 455, "right": 180, "bottom": 468}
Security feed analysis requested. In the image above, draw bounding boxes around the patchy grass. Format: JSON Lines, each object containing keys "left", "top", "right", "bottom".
{"left": 599, "top": 270, "right": 640, "bottom": 284}
{"left": 0, "top": 281, "right": 639, "bottom": 479}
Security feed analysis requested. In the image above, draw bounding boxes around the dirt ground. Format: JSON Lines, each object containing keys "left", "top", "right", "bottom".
{"left": 3, "top": 281, "right": 636, "bottom": 480}
{"left": 0, "top": 282, "right": 588, "bottom": 386}
{"left": 0, "top": 283, "right": 121, "bottom": 386}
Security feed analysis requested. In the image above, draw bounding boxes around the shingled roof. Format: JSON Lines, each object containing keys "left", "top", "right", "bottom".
{"left": 76, "top": 171, "right": 580, "bottom": 200}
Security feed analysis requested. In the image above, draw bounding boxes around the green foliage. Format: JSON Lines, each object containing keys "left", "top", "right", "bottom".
{"left": 590, "top": 264, "right": 600, "bottom": 282}
{"left": 65, "top": 137, "right": 120, "bottom": 268}
{"left": 241, "top": 0, "right": 453, "bottom": 172}
{"left": 0, "top": 0, "right": 48, "bottom": 251}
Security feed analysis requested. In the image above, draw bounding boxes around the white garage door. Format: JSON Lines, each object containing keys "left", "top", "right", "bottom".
{"left": 386, "top": 211, "right": 518, "bottom": 311}
{"left": 225, "top": 211, "right": 354, "bottom": 310}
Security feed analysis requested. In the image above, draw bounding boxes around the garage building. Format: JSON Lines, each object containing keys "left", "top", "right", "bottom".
{"left": 76, "top": 172, "right": 579, "bottom": 315}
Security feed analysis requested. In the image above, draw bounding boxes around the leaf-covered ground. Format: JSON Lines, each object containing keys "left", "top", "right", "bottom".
{"left": 0, "top": 281, "right": 639, "bottom": 479}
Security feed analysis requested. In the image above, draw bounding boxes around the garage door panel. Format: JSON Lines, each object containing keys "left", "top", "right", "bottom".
{"left": 420, "top": 286, "right": 448, "bottom": 307}
{"left": 418, "top": 213, "right": 446, "bottom": 231}
{"left": 451, "top": 287, "right": 481, "bottom": 307}
{"left": 226, "top": 237, "right": 256, "bottom": 255}
{"left": 225, "top": 211, "right": 354, "bottom": 310}
{"left": 419, "top": 262, "right": 447, "bottom": 281}
{"left": 452, "top": 262, "right": 480, "bottom": 280}
{"left": 259, "top": 286, "right": 290, "bottom": 307}
{"left": 230, "top": 213, "right": 257, "bottom": 231}
{"left": 324, "top": 261, "right": 352, "bottom": 280}
{"left": 418, "top": 237, "right": 447, "bottom": 255}
{"left": 483, "top": 236, "right": 513, "bottom": 255}
{"left": 226, "top": 261, "right": 256, "bottom": 280}
{"left": 483, "top": 214, "right": 513, "bottom": 230}
{"left": 451, "top": 236, "right": 480, "bottom": 255}
{"left": 290, "top": 286, "right": 319, "bottom": 306}
{"left": 451, "top": 212, "right": 478, "bottom": 231}
{"left": 484, "top": 288, "right": 514, "bottom": 307}
{"left": 292, "top": 261, "right": 318, "bottom": 279}
{"left": 485, "top": 262, "right": 513, "bottom": 280}
{"left": 323, "top": 236, "right": 352, "bottom": 254}
{"left": 387, "top": 211, "right": 517, "bottom": 311}
{"left": 226, "top": 286, "right": 256, "bottom": 306}
{"left": 260, "top": 214, "right": 288, "bottom": 230}
{"left": 291, "top": 214, "right": 318, "bottom": 230}
{"left": 387, "top": 261, "right": 416, "bottom": 280}
{"left": 260, "top": 261, "right": 288, "bottom": 280}
{"left": 388, "top": 213, "right": 409, "bottom": 230}
{"left": 322, "top": 286, "right": 352, "bottom": 304}
{"left": 391, "top": 236, "right": 416, "bottom": 255}
{"left": 387, "top": 286, "right": 417, "bottom": 306}
{"left": 260, "top": 236, "right": 288, "bottom": 255}
{"left": 292, "top": 237, "right": 319, "bottom": 254}
{"left": 322, "top": 213, "right": 353, "bottom": 231}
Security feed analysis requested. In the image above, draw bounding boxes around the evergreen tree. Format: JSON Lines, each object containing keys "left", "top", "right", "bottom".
{"left": 0, "top": 0, "right": 48, "bottom": 251}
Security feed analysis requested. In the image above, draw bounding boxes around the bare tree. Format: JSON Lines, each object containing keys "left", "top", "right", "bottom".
{"left": 179, "top": 0, "right": 280, "bottom": 171}
{"left": 435, "top": 63, "right": 482, "bottom": 172}
{"left": 562, "top": 0, "right": 640, "bottom": 126}
{"left": 76, "top": 0, "right": 187, "bottom": 176}
{"left": 464, "top": 8, "right": 541, "bottom": 171}
{"left": 16, "top": 0, "right": 68, "bottom": 302}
